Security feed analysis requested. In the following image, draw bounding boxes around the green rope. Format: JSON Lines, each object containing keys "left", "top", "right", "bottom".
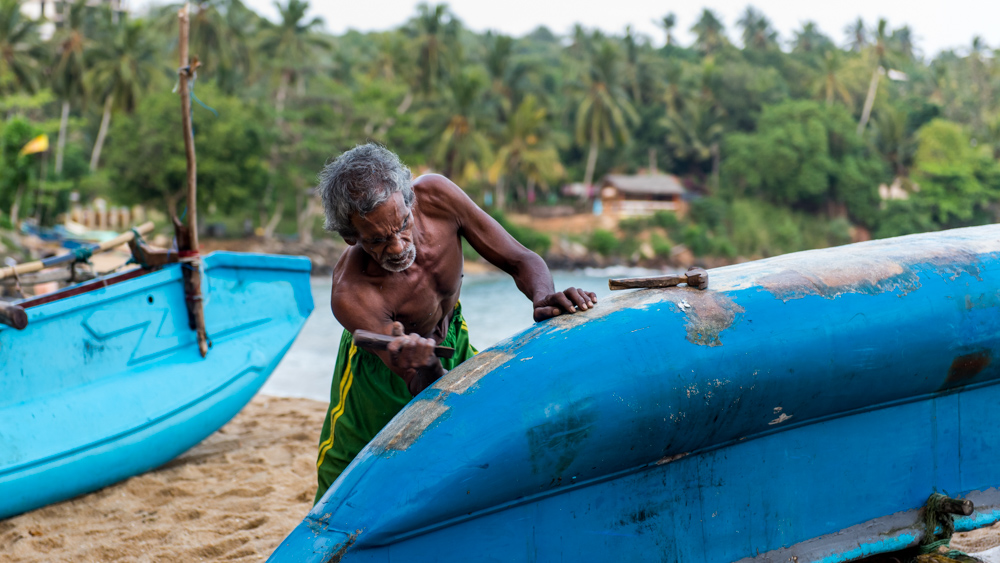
{"left": 919, "top": 493, "right": 970, "bottom": 560}
{"left": 73, "top": 246, "right": 93, "bottom": 263}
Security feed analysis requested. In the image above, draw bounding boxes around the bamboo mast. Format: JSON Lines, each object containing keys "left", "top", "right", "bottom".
{"left": 177, "top": 3, "right": 209, "bottom": 357}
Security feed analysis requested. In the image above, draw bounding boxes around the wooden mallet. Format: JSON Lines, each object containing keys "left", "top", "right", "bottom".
{"left": 608, "top": 267, "right": 709, "bottom": 291}
{"left": 353, "top": 329, "right": 456, "bottom": 359}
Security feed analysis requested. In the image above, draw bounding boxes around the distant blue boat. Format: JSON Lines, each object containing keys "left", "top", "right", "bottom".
{"left": 0, "top": 251, "right": 313, "bottom": 520}
{"left": 269, "top": 225, "right": 1000, "bottom": 562}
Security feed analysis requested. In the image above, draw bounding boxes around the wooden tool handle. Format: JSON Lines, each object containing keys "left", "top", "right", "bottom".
{"left": 0, "top": 300, "right": 28, "bottom": 330}
{"left": 608, "top": 274, "right": 687, "bottom": 290}
{"left": 353, "top": 329, "right": 456, "bottom": 359}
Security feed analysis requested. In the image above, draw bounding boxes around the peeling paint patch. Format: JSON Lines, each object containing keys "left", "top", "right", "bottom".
{"left": 378, "top": 398, "right": 451, "bottom": 452}
{"left": 546, "top": 289, "right": 667, "bottom": 332}
{"left": 435, "top": 350, "right": 513, "bottom": 395}
{"left": 758, "top": 262, "right": 920, "bottom": 302}
{"left": 768, "top": 413, "right": 793, "bottom": 425}
{"left": 661, "top": 289, "right": 745, "bottom": 347}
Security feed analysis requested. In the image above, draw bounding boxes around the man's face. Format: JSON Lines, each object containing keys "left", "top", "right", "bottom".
{"left": 350, "top": 191, "right": 416, "bottom": 272}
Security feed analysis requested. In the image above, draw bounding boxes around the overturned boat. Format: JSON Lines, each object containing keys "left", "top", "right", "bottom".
{"left": 270, "top": 225, "right": 1000, "bottom": 562}
{"left": 0, "top": 251, "right": 313, "bottom": 519}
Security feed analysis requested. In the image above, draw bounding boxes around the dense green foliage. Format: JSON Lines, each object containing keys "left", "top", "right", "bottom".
{"left": 2, "top": 0, "right": 1000, "bottom": 260}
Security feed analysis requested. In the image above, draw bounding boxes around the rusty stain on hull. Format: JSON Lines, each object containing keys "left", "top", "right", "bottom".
{"left": 945, "top": 352, "right": 992, "bottom": 388}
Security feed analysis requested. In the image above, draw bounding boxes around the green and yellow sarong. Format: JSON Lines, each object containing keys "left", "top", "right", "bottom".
{"left": 315, "top": 302, "right": 477, "bottom": 503}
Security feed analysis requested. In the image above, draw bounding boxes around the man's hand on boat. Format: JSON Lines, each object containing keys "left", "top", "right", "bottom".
{"left": 532, "top": 287, "right": 599, "bottom": 322}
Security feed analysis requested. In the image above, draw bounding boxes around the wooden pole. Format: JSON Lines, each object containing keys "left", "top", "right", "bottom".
{"left": 178, "top": 3, "right": 209, "bottom": 358}
{"left": 0, "top": 221, "right": 154, "bottom": 281}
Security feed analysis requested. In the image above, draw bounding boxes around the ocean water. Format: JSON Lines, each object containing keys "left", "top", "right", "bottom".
{"left": 261, "top": 267, "right": 667, "bottom": 402}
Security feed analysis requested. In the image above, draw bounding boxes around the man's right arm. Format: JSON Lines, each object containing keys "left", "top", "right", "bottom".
{"left": 331, "top": 286, "right": 443, "bottom": 396}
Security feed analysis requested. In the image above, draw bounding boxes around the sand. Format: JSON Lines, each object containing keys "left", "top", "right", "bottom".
{"left": 0, "top": 396, "right": 327, "bottom": 563}
{"left": 2, "top": 393, "right": 999, "bottom": 562}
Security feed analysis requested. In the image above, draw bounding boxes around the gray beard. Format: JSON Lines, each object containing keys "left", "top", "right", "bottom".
{"left": 379, "top": 244, "right": 417, "bottom": 272}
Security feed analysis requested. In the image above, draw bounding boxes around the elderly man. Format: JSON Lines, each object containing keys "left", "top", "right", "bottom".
{"left": 313, "top": 143, "right": 598, "bottom": 502}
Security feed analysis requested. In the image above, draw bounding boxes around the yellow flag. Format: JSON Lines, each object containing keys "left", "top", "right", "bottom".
{"left": 19, "top": 134, "right": 49, "bottom": 156}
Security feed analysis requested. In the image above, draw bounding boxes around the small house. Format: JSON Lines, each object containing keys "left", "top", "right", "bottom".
{"left": 599, "top": 173, "right": 687, "bottom": 219}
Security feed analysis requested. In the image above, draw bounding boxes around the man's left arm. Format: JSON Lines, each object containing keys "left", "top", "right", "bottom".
{"left": 432, "top": 176, "right": 597, "bottom": 321}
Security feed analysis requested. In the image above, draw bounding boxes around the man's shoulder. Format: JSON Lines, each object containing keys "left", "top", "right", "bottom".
{"left": 412, "top": 174, "right": 473, "bottom": 218}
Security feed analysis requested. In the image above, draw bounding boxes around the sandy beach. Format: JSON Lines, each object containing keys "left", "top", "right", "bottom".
{"left": 0, "top": 396, "right": 326, "bottom": 562}
{"left": 2, "top": 393, "right": 999, "bottom": 562}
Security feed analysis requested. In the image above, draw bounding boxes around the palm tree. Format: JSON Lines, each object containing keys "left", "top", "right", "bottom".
{"left": 623, "top": 25, "right": 642, "bottom": 103}
{"left": 407, "top": 3, "right": 460, "bottom": 95}
{"left": 968, "top": 36, "right": 992, "bottom": 128}
{"left": 157, "top": 0, "right": 256, "bottom": 94}
{"left": 489, "top": 95, "right": 565, "bottom": 209}
{"left": 51, "top": 0, "right": 94, "bottom": 175}
{"left": 815, "top": 50, "right": 852, "bottom": 108}
{"left": 574, "top": 40, "right": 638, "bottom": 190}
{"left": 690, "top": 9, "right": 726, "bottom": 55}
{"left": 656, "top": 13, "right": 676, "bottom": 47}
{"left": 256, "top": 0, "right": 329, "bottom": 237}
{"left": 890, "top": 25, "right": 915, "bottom": 61}
{"left": 430, "top": 67, "right": 492, "bottom": 187}
{"left": 857, "top": 19, "right": 888, "bottom": 135}
{"left": 736, "top": 6, "right": 777, "bottom": 51}
{"left": 661, "top": 95, "right": 725, "bottom": 190}
{"left": 257, "top": 0, "right": 328, "bottom": 120}
{"left": 0, "top": 0, "right": 43, "bottom": 95}
{"left": 87, "top": 13, "right": 161, "bottom": 172}
{"left": 844, "top": 18, "right": 867, "bottom": 52}
{"left": 791, "top": 21, "right": 832, "bottom": 54}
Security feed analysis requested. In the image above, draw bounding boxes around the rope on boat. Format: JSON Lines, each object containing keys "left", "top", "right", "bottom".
{"left": 72, "top": 246, "right": 93, "bottom": 263}
{"left": 919, "top": 493, "right": 971, "bottom": 560}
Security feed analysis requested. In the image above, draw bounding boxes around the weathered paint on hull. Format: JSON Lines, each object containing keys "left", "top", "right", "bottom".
{"left": 0, "top": 252, "right": 313, "bottom": 519}
{"left": 270, "top": 225, "right": 1000, "bottom": 562}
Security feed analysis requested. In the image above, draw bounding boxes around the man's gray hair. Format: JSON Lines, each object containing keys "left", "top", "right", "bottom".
{"left": 317, "top": 143, "right": 414, "bottom": 238}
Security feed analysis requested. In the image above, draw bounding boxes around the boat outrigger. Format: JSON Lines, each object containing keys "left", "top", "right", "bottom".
{"left": 269, "top": 225, "right": 1000, "bottom": 562}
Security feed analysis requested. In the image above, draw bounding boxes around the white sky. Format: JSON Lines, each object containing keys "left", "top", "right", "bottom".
{"left": 135, "top": 0, "right": 1000, "bottom": 57}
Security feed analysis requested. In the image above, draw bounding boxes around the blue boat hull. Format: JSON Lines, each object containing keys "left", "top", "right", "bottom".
{"left": 0, "top": 251, "right": 313, "bottom": 519}
{"left": 269, "top": 225, "right": 1000, "bottom": 562}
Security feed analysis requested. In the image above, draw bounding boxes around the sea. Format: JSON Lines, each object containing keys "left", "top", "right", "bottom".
{"left": 261, "top": 267, "right": 669, "bottom": 402}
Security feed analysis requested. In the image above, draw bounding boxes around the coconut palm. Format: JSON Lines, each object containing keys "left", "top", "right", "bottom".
{"left": 857, "top": 19, "right": 888, "bottom": 135}
{"left": 256, "top": 0, "right": 329, "bottom": 237}
{"left": 51, "top": 0, "right": 95, "bottom": 175}
{"left": 736, "top": 6, "right": 777, "bottom": 51}
{"left": 574, "top": 40, "right": 638, "bottom": 190}
{"left": 661, "top": 94, "right": 725, "bottom": 189}
{"left": 407, "top": 3, "right": 460, "bottom": 95}
{"left": 0, "top": 0, "right": 43, "bottom": 94}
{"left": 430, "top": 67, "right": 492, "bottom": 187}
{"left": 814, "top": 50, "right": 852, "bottom": 108}
{"left": 656, "top": 13, "right": 676, "bottom": 47}
{"left": 690, "top": 9, "right": 726, "bottom": 55}
{"left": 257, "top": 0, "right": 328, "bottom": 120}
{"left": 844, "top": 17, "right": 867, "bottom": 52}
{"left": 489, "top": 95, "right": 565, "bottom": 209}
{"left": 791, "top": 21, "right": 832, "bottom": 54}
{"left": 87, "top": 13, "right": 162, "bottom": 172}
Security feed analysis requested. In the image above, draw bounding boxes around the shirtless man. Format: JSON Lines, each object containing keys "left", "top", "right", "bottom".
{"left": 313, "top": 144, "right": 598, "bottom": 502}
